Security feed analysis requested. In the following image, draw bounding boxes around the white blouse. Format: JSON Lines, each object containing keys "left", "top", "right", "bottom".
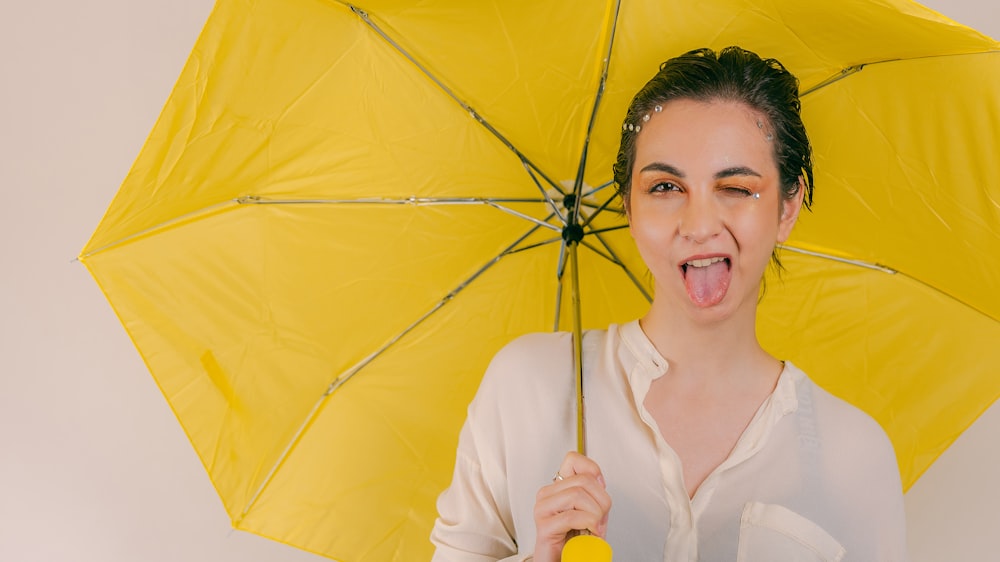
{"left": 431, "top": 321, "right": 908, "bottom": 561}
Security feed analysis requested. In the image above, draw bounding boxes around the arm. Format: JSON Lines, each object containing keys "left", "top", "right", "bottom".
{"left": 823, "top": 397, "right": 909, "bottom": 562}
{"left": 431, "top": 419, "right": 524, "bottom": 561}
{"left": 432, "top": 334, "right": 603, "bottom": 561}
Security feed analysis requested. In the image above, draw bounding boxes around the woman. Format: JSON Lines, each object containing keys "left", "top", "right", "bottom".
{"left": 431, "top": 47, "right": 907, "bottom": 561}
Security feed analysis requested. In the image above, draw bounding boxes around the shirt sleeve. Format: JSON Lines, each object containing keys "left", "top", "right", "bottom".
{"left": 847, "top": 423, "right": 909, "bottom": 562}
{"left": 430, "top": 332, "right": 577, "bottom": 561}
{"left": 430, "top": 349, "right": 534, "bottom": 562}
{"left": 816, "top": 387, "right": 910, "bottom": 562}
{"left": 430, "top": 424, "right": 527, "bottom": 561}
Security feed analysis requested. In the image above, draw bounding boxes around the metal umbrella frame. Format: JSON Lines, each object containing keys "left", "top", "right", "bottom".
{"left": 80, "top": 1, "right": 1000, "bottom": 559}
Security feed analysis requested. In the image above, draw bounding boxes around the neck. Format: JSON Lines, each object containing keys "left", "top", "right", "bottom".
{"left": 639, "top": 295, "right": 776, "bottom": 383}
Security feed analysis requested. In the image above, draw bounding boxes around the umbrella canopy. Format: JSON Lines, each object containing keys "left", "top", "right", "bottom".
{"left": 80, "top": 0, "right": 1000, "bottom": 559}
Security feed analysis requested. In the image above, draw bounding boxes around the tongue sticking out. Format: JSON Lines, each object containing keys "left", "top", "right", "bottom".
{"left": 683, "top": 259, "right": 731, "bottom": 307}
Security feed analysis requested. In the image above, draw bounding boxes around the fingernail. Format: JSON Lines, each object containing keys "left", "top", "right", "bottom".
{"left": 598, "top": 474, "right": 606, "bottom": 487}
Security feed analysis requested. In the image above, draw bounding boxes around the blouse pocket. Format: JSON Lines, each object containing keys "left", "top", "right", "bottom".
{"left": 737, "top": 502, "right": 846, "bottom": 562}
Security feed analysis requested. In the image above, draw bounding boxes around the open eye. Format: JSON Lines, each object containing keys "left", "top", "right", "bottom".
{"left": 649, "top": 181, "right": 682, "bottom": 194}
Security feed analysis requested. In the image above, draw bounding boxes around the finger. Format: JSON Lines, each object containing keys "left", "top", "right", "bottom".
{"left": 534, "top": 507, "right": 605, "bottom": 549}
{"left": 535, "top": 482, "right": 606, "bottom": 520}
{"left": 558, "top": 451, "right": 605, "bottom": 483}
{"left": 535, "top": 454, "right": 612, "bottom": 537}
{"left": 541, "top": 452, "right": 606, "bottom": 501}
{"left": 532, "top": 455, "right": 613, "bottom": 560}
{"left": 536, "top": 475, "right": 611, "bottom": 520}
{"left": 541, "top": 453, "right": 611, "bottom": 516}
{"left": 541, "top": 508, "right": 605, "bottom": 538}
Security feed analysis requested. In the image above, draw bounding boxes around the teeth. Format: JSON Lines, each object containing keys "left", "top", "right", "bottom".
{"left": 686, "top": 257, "right": 727, "bottom": 268}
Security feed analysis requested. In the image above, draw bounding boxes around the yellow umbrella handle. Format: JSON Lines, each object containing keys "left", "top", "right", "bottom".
{"left": 561, "top": 533, "right": 613, "bottom": 561}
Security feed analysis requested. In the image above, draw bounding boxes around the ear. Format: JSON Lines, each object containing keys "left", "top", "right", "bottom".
{"left": 776, "top": 177, "right": 805, "bottom": 243}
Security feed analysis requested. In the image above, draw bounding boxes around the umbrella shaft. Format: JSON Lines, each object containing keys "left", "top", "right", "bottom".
{"left": 569, "top": 241, "right": 586, "bottom": 456}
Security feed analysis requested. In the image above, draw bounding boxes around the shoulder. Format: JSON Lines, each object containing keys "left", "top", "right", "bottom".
{"left": 488, "top": 331, "right": 574, "bottom": 372}
{"left": 480, "top": 328, "right": 616, "bottom": 387}
{"left": 476, "top": 332, "right": 569, "bottom": 392}
{"left": 790, "top": 364, "right": 900, "bottom": 477}
{"left": 786, "top": 365, "right": 908, "bottom": 558}
{"left": 468, "top": 332, "right": 574, "bottom": 414}
{"left": 469, "top": 328, "right": 615, "bottom": 416}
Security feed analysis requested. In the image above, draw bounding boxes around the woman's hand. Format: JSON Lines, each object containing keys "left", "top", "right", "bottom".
{"left": 532, "top": 451, "right": 612, "bottom": 562}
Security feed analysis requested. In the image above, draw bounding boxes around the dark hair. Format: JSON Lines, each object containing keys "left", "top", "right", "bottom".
{"left": 613, "top": 46, "right": 814, "bottom": 212}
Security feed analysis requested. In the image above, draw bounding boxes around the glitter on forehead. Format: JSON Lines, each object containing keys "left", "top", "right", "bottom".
{"left": 756, "top": 118, "right": 774, "bottom": 141}
{"left": 624, "top": 104, "right": 665, "bottom": 135}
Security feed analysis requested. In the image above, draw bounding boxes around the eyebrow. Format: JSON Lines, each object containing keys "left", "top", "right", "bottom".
{"left": 638, "top": 162, "right": 762, "bottom": 180}
{"left": 639, "top": 162, "right": 685, "bottom": 177}
{"left": 715, "top": 166, "right": 762, "bottom": 179}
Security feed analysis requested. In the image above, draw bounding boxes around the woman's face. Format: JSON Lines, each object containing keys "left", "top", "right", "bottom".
{"left": 627, "top": 98, "right": 802, "bottom": 322}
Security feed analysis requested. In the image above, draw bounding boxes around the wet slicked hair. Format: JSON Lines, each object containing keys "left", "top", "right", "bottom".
{"left": 613, "top": 46, "right": 814, "bottom": 213}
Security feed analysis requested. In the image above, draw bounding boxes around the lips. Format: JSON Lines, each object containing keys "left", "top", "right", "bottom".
{"left": 681, "top": 255, "right": 731, "bottom": 307}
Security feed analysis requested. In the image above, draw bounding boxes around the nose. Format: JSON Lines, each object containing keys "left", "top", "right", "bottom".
{"left": 678, "top": 193, "right": 723, "bottom": 243}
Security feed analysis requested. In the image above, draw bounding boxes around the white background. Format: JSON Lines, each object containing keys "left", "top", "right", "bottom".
{"left": 1, "top": 1, "right": 996, "bottom": 560}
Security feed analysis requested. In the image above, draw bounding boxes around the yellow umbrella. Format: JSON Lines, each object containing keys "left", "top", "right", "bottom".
{"left": 80, "top": 0, "right": 999, "bottom": 559}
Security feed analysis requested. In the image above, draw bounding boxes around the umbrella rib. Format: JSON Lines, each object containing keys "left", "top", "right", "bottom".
{"left": 569, "top": 0, "right": 623, "bottom": 223}
{"left": 800, "top": 64, "right": 864, "bottom": 97}
{"left": 485, "top": 201, "right": 562, "bottom": 232}
{"left": 236, "top": 195, "right": 550, "bottom": 205}
{"left": 584, "top": 180, "right": 615, "bottom": 198}
{"left": 240, "top": 195, "right": 561, "bottom": 231}
{"left": 241, "top": 222, "right": 548, "bottom": 517}
{"left": 586, "top": 224, "right": 629, "bottom": 236}
{"left": 778, "top": 244, "right": 897, "bottom": 274}
{"left": 79, "top": 199, "right": 238, "bottom": 258}
{"left": 589, "top": 230, "right": 653, "bottom": 303}
{"left": 800, "top": 50, "right": 1000, "bottom": 97}
{"left": 581, "top": 192, "right": 624, "bottom": 228}
{"left": 780, "top": 244, "right": 999, "bottom": 324}
{"left": 579, "top": 238, "right": 618, "bottom": 266}
{"left": 345, "top": 2, "right": 566, "bottom": 200}
{"left": 507, "top": 236, "right": 563, "bottom": 255}
{"left": 522, "top": 161, "right": 569, "bottom": 226}
{"left": 325, "top": 223, "right": 549, "bottom": 389}
{"left": 82, "top": 196, "right": 564, "bottom": 256}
